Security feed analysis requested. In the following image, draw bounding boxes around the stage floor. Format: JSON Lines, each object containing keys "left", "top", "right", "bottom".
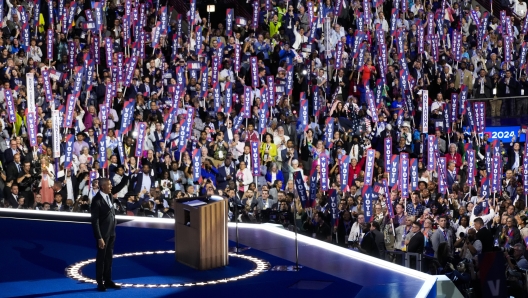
{"left": 0, "top": 211, "right": 437, "bottom": 298}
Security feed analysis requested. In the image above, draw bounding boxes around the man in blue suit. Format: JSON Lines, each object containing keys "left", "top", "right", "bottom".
{"left": 217, "top": 157, "right": 236, "bottom": 191}
{"left": 446, "top": 161, "right": 458, "bottom": 191}
{"left": 130, "top": 164, "right": 155, "bottom": 197}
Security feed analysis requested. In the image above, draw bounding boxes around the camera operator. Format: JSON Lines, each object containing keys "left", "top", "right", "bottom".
{"left": 454, "top": 228, "right": 482, "bottom": 261}
{"left": 303, "top": 210, "right": 331, "bottom": 242}
{"left": 17, "top": 161, "right": 35, "bottom": 206}
{"left": 73, "top": 195, "right": 91, "bottom": 213}
{"left": 505, "top": 243, "right": 528, "bottom": 298}
{"left": 444, "top": 259, "right": 476, "bottom": 298}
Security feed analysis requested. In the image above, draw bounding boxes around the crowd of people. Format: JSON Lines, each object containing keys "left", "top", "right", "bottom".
{"left": 1, "top": 0, "right": 528, "bottom": 296}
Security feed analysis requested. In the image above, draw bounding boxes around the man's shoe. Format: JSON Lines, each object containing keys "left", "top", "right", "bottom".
{"left": 104, "top": 281, "right": 122, "bottom": 289}
{"left": 97, "top": 284, "right": 106, "bottom": 292}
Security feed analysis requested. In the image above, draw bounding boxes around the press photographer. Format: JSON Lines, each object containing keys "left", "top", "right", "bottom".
{"left": 453, "top": 228, "right": 482, "bottom": 260}
{"left": 505, "top": 243, "right": 528, "bottom": 298}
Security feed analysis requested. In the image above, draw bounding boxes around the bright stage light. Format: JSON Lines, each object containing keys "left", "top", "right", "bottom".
{"left": 65, "top": 251, "right": 270, "bottom": 288}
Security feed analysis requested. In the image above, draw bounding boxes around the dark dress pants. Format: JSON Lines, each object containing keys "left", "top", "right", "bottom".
{"left": 96, "top": 235, "right": 116, "bottom": 284}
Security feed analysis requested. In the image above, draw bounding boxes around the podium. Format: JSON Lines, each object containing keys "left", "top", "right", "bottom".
{"left": 174, "top": 196, "right": 229, "bottom": 270}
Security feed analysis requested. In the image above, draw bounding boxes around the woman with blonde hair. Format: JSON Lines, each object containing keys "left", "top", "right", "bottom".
{"left": 39, "top": 156, "right": 55, "bottom": 204}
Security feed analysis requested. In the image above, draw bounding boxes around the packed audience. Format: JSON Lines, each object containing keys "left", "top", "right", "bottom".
{"left": 1, "top": 0, "right": 528, "bottom": 296}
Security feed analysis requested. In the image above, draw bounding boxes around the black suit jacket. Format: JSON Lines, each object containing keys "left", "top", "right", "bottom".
{"left": 498, "top": 77, "right": 518, "bottom": 97}
{"left": 473, "top": 76, "right": 493, "bottom": 98}
{"left": 3, "top": 148, "right": 16, "bottom": 165}
{"left": 6, "top": 192, "right": 19, "bottom": 208}
{"left": 217, "top": 165, "right": 236, "bottom": 190}
{"left": 6, "top": 162, "right": 21, "bottom": 182}
{"left": 331, "top": 75, "right": 350, "bottom": 100}
{"left": 407, "top": 232, "right": 425, "bottom": 253}
{"left": 476, "top": 227, "right": 494, "bottom": 253}
{"left": 90, "top": 191, "right": 117, "bottom": 240}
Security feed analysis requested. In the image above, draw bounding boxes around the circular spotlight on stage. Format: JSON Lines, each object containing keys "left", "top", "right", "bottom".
{"left": 65, "top": 251, "right": 270, "bottom": 288}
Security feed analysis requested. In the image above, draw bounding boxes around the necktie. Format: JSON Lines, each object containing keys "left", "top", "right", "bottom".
{"left": 17, "top": 164, "right": 20, "bottom": 172}
{"left": 105, "top": 194, "right": 112, "bottom": 209}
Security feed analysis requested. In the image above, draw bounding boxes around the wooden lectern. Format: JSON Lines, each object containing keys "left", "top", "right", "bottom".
{"left": 174, "top": 196, "right": 229, "bottom": 270}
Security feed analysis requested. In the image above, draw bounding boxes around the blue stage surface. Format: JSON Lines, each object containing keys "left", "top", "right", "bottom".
{"left": 0, "top": 210, "right": 438, "bottom": 298}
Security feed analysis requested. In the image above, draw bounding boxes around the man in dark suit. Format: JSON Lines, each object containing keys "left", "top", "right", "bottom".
{"left": 125, "top": 77, "right": 140, "bottom": 99}
{"left": 407, "top": 221, "right": 425, "bottom": 253}
{"left": 6, "top": 184, "right": 20, "bottom": 208}
{"left": 6, "top": 153, "right": 23, "bottom": 182}
{"left": 217, "top": 157, "right": 236, "bottom": 191}
{"left": 474, "top": 217, "right": 494, "bottom": 253}
{"left": 3, "top": 139, "right": 20, "bottom": 165}
{"left": 331, "top": 68, "right": 349, "bottom": 101}
{"left": 498, "top": 70, "right": 518, "bottom": 116}
{"left": 138, "top": 76, "right": 152, "bottom": 100}
{"left": 130, "top": 163, "right": 155, "bottom": 196}
{"left": 473, "top": 69, "right": 493, "bottom": 99}
{"left": 96, "top": 77, "right": 111, "bottom": 105}
{"left": 90, "top": 178, "right": 121, "bottom": 292}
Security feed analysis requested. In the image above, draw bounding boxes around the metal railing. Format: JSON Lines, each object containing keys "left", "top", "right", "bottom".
{"left": 385, "top": 250, "right": 424, "bottom": 272}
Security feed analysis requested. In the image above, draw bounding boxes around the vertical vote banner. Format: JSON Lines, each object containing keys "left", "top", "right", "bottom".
{"left": 294, "top": 171, "right": 308, "bottom": 208}
{"left": 63, "top": 134, "right": 74, "bottom": 169}
{"left": 400, "top": 153, "right": 409, "bottom": 198}
{"left": 308, "top": 168, "right": 318, "bottom": 207}
{"left": 480, "top": 177, "right": 490, "bottom": 212}
{"left": 410, "top": 158, "right": 418, "bottom": 190}
{"left": 226, "top": 9, "right": 234, "bottom": 36}
{"left": 26, "top": 73, "right": 35, "bottom": 113}
{"left": 250, "top": 56, "right": 258, "bottom": 88}
{"left": 340, "top": 155, "right": 350, "bottom": 191}
{"left": 300, "top": 99, "right": 309, "bottom": 129}
{"left": 524, "top": 140, "right": 528, "bottom": 195}
{"left": 389, "top": 155, "right": 400, "bottom": 187}
{"left": 178, "top": 108, "right": 194, "bottom": 152}
{"left": 473, "top": 102, "right": 486, "bottom": 134}
{"left": 438, "top": 157, "right": 447, "bottom": 194}
{"left": 491, "top": 155, "right": 501, "bottom": 193}
{"left": 329, "top": 190, "right": 339, "bottom": 226}
{"left": 467, "top": 149, "right": 476, "bottom": 186}
{"left": 135, "top": 122, "right": 147, "bottom": 157}
{"left": 98, "top": 134, "right": 108, "bottom": 169}
{"left": 366, "top": 90, "right": 378, "bottom": 122}
{"left": 192, "top": 148, "right": 202, "bottom": 181}
{"left": 324, "top": 117, "right": 334, "bottom": 148}
{"left": 42, "top": 70, "right": 53, "bottom": 102}
{"left": 427, "top": 135, "right": 436, "bottom": 171}
{"left": 47, "top": 29, "right": 54, "bottom": 60}
{"left": 364, "top": 149, "right": 376, "bottom": 185}
{"left": 362, "top": 185, "right": 375, "bottom": 222}
{"left": 320, "top": 155, "right": 329, "bottom": 191}
{"left": 26, "top": 112, "right": 38, "bottom": 147}
{"left": 243, "top": 86, "right": 252, "bottom": 118}
{"left": 63, "top": 94, "right": 76, "bottom": 127}
{"left": 52, "top": 110, "right": 61, "bottom": 158}
{"left": 385, "top": 137, "right": 392, "bottom": 173}
{"left": 250, "top": 141, "right": 260, "bottom": 176}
